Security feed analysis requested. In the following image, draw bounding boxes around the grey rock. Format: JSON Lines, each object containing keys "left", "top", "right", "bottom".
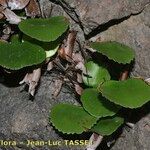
{"left": 39, "top": 0, "right": 53, "bottom": 18}
{"left": 39, "top": 0, "right": 64, "bottom": 18}
{"left": 111, "top": 113, "right": 150, "bottom": 150}
{"left": 61, "top": 0, "right": 150, "bottom": 34}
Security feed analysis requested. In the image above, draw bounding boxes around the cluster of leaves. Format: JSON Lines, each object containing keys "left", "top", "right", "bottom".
{"left": 1, "top": 0, "right": 79, "bottom": 96}
{"left": 0, "top": 1, "right": 150, "bottom": 141}
{"left": 0, "top": 16, "right": 69, "bottom": 70}
{"left": 51, "top": 41, "right": 150, "bottom": 136}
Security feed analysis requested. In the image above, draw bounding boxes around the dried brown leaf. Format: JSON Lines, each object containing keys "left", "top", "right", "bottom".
{"left": 74, "top": 83, "right": 83, "bottom": 95}
{"left": 0, "top": 13, "right": 4, "bottom": 19}
{"left": 25, "top": 0, "right": 40, "bottom": 17}
{"left": 0, "top": 6, "right": 5, "bottom": 19}
{"left": 52, "top": 79, "right": 63, "bottom": 98}
{"left": 58, "top": 47, "right": 66, "bottom": 60}
{"left": 119, "top": 70, "right": 129, "bottom": 81}
{"left": 77, "top": 73, "right": 82, "bottom": 83}
{"left": 0, "top": 6, "right": 5, "bottom": 12}
{"left": 2, "top": 8, "right": 23, "bottom": 24}
{"left": 47, "top": 61, "right": 54, "bottom": 71}
{"left": 65, "top": 31, "right": 77, "bottom": 60}
{"left": 59, "top": 31, "right": 77, "bottom": 61}
{"left": 0, "top": 0, "right": 7, "bottom": 7}
{"left": 72, "top": 52, "right": 85, "bottom": 74}
{"left": 7, "top": 0, "right": 30, "bottom": 10}
{"left": 86, "top": 133, "right": 103, "bottom": 150}
{"left": 19, "top": 68, "right": 41, "bottom": 96}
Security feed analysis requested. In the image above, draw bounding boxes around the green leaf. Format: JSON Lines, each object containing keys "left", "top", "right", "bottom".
{"left": 0, "top": 41, "right": 46, "bottom": 70}
{"left": 90, "top": 41, "right": 135, "bottom": 64}
{"left": 51, "top": 104, "right": 98, "bottom": 134}
{"left": 22, "top": 34, "right": 59, "bottom": 58}
{"left": 10, "top": 34, "right": 20, "bottom": 43}
{"left": 81, "top": 88, "right": 121, "bottom": 117}
{"left": 22, "top": 34, "right": 60, "bottom": 58}
{"left": 19, "top": 16, "right": 69, "bottom": 42}
{"left": 22, "top": 34, "right": 60, "bottom": 56}
{"left": 99, "top": 78, "right": 150, "bottom": 108}
{"left": 82, "top": 61, "right": 110, "bottom": 87}
{"left": 91, "top": 116, "right": 124, "bottom": 136}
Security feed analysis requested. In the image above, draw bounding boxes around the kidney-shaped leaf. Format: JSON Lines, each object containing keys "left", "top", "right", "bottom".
{"left": 51, "top": 104, "right": 98, "bottom": 134}
{"left": 100, "top": 78, "right": 150, "bottom": 108}
{"left": 91, "top": 116, "right": 124, "bottom": 136}
{"left": 22, "top": 34, "right": 60, "bottom": 58}
{"left": 19, "top": 16, "right": 69, "bottom": 42}
{"left": 0, "top": 41, "right": 46, "bottom": 70}
{"left": 90, "top": 41, "right": 135, "bottom": 64}
{"left": 81, "top": 88, "right": 120, "bottom": 117}
{"left": 82, "top": 61, "right": 110, "bottom": 87}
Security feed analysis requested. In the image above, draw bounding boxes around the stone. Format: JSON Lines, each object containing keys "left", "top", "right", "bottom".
{"left": 111, "top": 108, "right": 150, "bottom": 150}
{"left": 39, "top": 0, "right": 53, "bottom": 18}
{"left": 60, "top": 0, "right": 150, "bottom": 34}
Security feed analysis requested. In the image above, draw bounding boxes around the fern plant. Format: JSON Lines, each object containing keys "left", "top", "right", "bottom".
{"left": 51, "top": 41, "right": 150, "bottom": 137}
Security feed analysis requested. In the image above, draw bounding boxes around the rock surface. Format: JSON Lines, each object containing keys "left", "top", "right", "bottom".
{"left": 111, "top": 112, "right": 150, "bottom": 150}
{"left": 56, "top": 0, "right": 150, "bottom": 34}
